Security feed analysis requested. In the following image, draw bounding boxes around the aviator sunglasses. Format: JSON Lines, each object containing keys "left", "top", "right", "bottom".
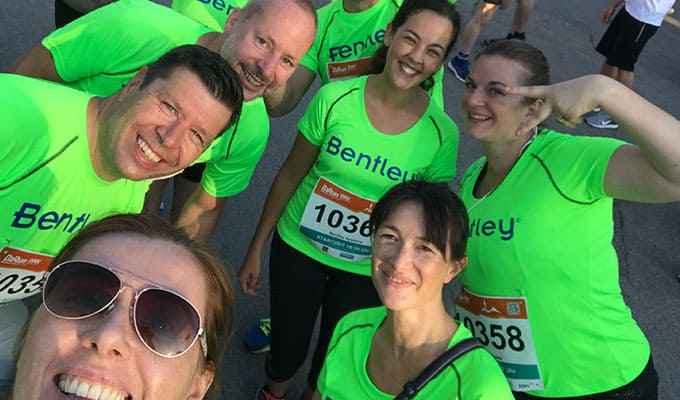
{"left": 42, "top": 260, "right": 207, "bottom": 359}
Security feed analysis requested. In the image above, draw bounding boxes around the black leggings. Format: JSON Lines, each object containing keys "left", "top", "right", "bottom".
{"left": 265, "top": 230, "right": 381, "bottom": 388}
{"left": 54, "top": 0, "right": 84, "bottom": 28}
{"left": 513, "top": 355, "right": 658, "bottom": 400}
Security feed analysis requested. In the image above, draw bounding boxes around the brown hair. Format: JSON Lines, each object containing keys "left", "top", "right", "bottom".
{"left": 477, "top": 40, "right": 550, "bottom": 104}
{"left": 47, "top": 213, "right": 235, "bottom": 398}
{"left": 370, "top": 181, "right": 469, "bottom": 261}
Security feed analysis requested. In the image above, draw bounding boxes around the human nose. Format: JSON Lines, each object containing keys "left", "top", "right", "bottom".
{"left": 256, "top": 54, "right": 277, "bottom": 81}
{"left": 80, "top": 288, "right": 136, "bottom": 359}
{"left": 391, "top": 244, "right": 412, "bottom": 272}
{"left": 156, "top": 120, "right": 187, "bottom": 148}
{"left": 407, "top": 44, "right": 426, "bottom": 65}
{"left": 465, "top": 85, "right": 485, "bottom": 106}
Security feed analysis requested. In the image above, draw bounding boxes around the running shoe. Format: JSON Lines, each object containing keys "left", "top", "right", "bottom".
{"left": 584, "top": 109, "right": 619, "bottom": 129}
{"left": 447, "top": 55, "right": 470, "bottom": 82}
{"left": 255, "top": 385, "right": 286, "bottom": 400}
{"left": 482, "top": 37, "right": 505, "bottom": 48}
{"left": 245, "top": 318, "right": 271, "bottom": 353}
{"left": 483, "top": 33, "right": 525, "bottom": 48}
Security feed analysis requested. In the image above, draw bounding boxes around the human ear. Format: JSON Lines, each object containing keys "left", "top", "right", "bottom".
{"left": 444, "top": 256, "right": 467, "bottom": 284}
{"left": 383, "top": 22, "right": 393, "bottom": 47}
{"left": 223, "top": 8, "right": 242, "bottom": 34}
{"left": 123, "top": 66, "right": 147, "bottom": 94}
{"left": 515, "top": 99, "right": 543, "bottom": 137}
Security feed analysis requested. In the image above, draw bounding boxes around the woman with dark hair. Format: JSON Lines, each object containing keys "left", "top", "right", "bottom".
{"left": 457, "top": 39, "right": 680, "bottom": 398}
{"left": 238, "top": 1, "right": 462, "bottom": 398}
{"left": 315, "top": 180, "right": 513, "bottom": 399}
{"left": 10, "top": 213, "right": 235, "bottom": 400}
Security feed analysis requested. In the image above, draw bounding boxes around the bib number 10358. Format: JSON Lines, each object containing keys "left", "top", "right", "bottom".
{"left": 0, "top": 246, "right": 53, "bottom": 303}
{"left": 299, "top": 177, "right": 375, "bottom": 261}
{"left": 454, "top": 287, "right": 544, "bottom": 392}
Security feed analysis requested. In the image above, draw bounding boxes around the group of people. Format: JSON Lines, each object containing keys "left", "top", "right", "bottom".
{"left": 1, "top": 0, "right": 679, "bottom": 399}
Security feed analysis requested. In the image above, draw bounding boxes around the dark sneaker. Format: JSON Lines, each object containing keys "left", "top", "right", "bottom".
{"left": 584, "top": 109, "right": 619, "bottom": 129}
{"left": 483, "top": 32, "right": 525, "bottom": 48}
{"left": 256, "top": 385, "right": 286, "bottom": 400}
{"left": 245, "top": 318, "right": 271, "bottom": 354}
{"left": 447, "top": 55, "right": 470, "bottom": 82}
{"left": 482, "top": 37, "right": 505, "bottom": 48}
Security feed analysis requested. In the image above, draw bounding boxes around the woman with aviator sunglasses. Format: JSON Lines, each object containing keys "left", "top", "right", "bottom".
{"left": 10, "top": 213, "right": 234, "bottom": 400}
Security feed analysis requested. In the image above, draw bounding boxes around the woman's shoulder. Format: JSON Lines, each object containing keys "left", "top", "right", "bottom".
{"left": 449, "top": 325, "right": 515, "bottom": 398}
{"left": 337, "top": 306, "right": 386, "bottom": 328}
{"left": 312, "top": 76, "right": 367, "bottom": 105}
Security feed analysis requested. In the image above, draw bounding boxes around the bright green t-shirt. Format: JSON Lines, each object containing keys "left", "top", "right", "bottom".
{"left": 193, "top": 98, "right": 269, "bottom": 197}
{"left": 43, "top": 0, "right": 213, "bottom": 97}
{"left": 301, "top": 0, "right": 449, "bottom": 109}
{"left": 318, "top": 306, "right": 514, "bottom": 399}
{"left": 457, "top": 130, "right": 649, "bottom": 397}
{"left": 0, "top": 74, "right": 149, "bottom": 303}
{"left": 42, "top": 0, "right": 269, "bottom": 198}
{"left": 171, "top": 0, "right": 247, "bottom": 32}
{"left": 276, "top": 75, "right": 458, "bottom": 276}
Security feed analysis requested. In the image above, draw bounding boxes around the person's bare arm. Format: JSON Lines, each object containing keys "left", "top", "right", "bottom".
{"left": 602, "top": 0, "right": 623, "bottom": 24}
{"left": 8, "top": 44, "right": 63, "bottom": 82}
{"left": 237, "top": 133, "right": 320, "bottom": 294}
{"left": 509, "top": 74, "right": 680, "bottom": 203}
{"left": 264, "top": 65, "right": 316, "bottom": 117}
{"left": 175, "top": 186, "right": 229, "bottom": 243}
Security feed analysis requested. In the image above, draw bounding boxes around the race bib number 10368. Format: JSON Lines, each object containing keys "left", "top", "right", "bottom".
{"left": 299, "top": 177, "right": 375, "bottom": 261}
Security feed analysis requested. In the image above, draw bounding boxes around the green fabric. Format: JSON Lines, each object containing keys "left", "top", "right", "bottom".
{"left": 193, "top": 98, "right": 269, "bottom": 197}
{"left": 300, "top": 0, "right": 447, "bottom": 109}
{"left": 43, "top": 0, "right": 269, "bottom": 198}
{"left": 43, "top": 0, "right": 213, "bottom": 97}
{"left": 318, "top": 306, "right": 514, "bottom": 399}
{"left": 0, "top": 74, "right": 149, "bottom": 301}
{"left": 276, "top": 75, "right": 458, "bottom": 276}
{"left": 458, "top": 130, "right": 649, "bottom": 397}
{"left": 171, "top": 0, "right": 248, "bottom": 31}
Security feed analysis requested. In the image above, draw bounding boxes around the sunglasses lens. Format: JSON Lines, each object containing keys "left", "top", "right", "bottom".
{"left": 135, "top": 288, "right": 201, "bottom": 357}
{"left": 43, "top": 261, "right": 120, "bottom": 318}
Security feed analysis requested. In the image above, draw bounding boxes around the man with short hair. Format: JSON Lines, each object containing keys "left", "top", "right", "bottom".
{"left": 10, "top": 0, "right": 319, "bottom": 243}
{"left": 0, "top": 44, "right": 242, "bottom": 394}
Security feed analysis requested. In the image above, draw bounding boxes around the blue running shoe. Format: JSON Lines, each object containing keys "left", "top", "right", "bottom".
{"left": 447, "top": 55, "right": 470, "bottom": 82}
{"left": 245, "top": 318, "right": 271, "bottom": 354}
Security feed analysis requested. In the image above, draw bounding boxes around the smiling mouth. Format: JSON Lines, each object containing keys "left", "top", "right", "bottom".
{"left": 57, "top": 374, "right": 132, "bottom": 400}
{"left": 241, "top": 65, "right": 266, "bottom": 89}
{"left": 468, "top": 112, "right": 491, "bottom": 121}
{"left": 399, "top": 61, "right": 420, "bottom": 77}
{"left": 137, "top": 137, "right": 161, "bottom": 163}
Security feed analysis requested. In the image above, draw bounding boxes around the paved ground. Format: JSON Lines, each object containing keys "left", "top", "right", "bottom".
{"left": 1, "top": 1, "right": 679, "bottom": 399}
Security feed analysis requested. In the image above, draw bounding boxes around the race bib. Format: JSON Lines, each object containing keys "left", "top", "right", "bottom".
{"left": 0, "top": 246, "right": 52, "bottom": 303}
{"left": 299, "top": 177, "right": 375, "bottom": 261}
{"left": 454, "top": 287, "right": 544, "bottom": 392}
{"left": 326, "top": 58, "right": 373, "bottom": 80}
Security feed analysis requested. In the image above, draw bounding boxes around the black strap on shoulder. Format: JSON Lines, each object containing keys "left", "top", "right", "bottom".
{"left": 394, "top": 338, "right": 483, "bottom": 400}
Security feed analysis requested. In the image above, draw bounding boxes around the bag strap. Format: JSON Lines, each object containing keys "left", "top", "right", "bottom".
{"left": 394, "top": 338, "right": 483, "bottom": 400}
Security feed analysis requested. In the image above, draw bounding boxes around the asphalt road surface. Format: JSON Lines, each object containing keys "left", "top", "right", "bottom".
{"left": 1, "top": 1, "right": 678, "bottom": 398}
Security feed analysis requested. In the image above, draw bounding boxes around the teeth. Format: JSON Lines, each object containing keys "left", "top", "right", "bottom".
{"left": 469, "top": 113, "right": 490, "bottom": 121}
{"left": 243, "top": 67, "right": 265, "bottom": 87}
{"left": 389, "top": 276, "right": 406, "bottom": 284}
{"left": 58, "top": 374, "right": 131, "bottom": 400}
{"left": 137, "top": 137, "right": 161, "bottom": 163}
{"left": 400, "top": 62, "right": 418, "bottom": 76}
